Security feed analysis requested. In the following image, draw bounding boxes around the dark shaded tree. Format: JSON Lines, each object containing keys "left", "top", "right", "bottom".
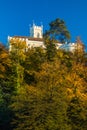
{"left": 44, "top": 38, "right": 57, "bottom": 61}
{"left": 0, "top": 43, "right": 15, "bottom": 130}
{"left": 44, "top": 18, "right": 71, "bottom": 43}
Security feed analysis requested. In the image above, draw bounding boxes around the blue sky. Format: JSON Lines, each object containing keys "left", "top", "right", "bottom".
{"left": 0, "top": 0, "right": 87, "bottom": 47}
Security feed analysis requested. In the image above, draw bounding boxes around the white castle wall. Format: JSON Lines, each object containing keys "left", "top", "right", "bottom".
{"left": 8, "top": 24, "right": 80, "bottom": 52}
{"left": 26, "top": 39, "right": 45, "bottom": 48}
{"left": 30, "top": 24, "right": 43, "bottom": 38}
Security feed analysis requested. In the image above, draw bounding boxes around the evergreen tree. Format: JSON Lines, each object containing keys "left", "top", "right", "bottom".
{"left": 44, "top": 38, "right": 57, "bottom": 61}
{"left": 44, "top": 18, "right": 71, "bottom": 43}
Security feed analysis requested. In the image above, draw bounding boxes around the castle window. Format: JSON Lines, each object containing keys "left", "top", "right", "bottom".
{"left": 37, "top": 33, "right": 40, "bottom": 38}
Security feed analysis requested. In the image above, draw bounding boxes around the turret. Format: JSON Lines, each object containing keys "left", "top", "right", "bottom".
{"left": 30, "top": 23, "right": 43, "bottom": 38}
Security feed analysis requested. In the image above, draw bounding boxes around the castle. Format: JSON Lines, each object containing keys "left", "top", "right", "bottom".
{"left": 8, "top": 24, "right": 45, "bottom": 50}
{"left": 8, "top": 24, "right": 83, "bottom": 52}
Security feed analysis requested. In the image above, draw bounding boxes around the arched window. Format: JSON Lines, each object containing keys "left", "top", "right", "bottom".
{"left": 37, "top": 32, "right": 40, "bottom": 38}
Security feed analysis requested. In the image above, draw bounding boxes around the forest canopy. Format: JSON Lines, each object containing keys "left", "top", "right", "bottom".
{"left": 0, "top": 18, "right": 87, "bottom": 130}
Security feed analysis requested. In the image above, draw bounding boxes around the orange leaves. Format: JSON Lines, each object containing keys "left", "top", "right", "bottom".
{"left": 0, "top": 63, "right": 5, "bottom": 72}
{"left": 65, "top": 62, "right": 87, "bottom": 103}
{"left": 0, "top": 44, "right": 11, "bottom": 79}
{"left": 0, "top": 52, "right": 8, "bottom": 59}
{"left": 0, "top": 63, "right": 5, "bottom": 78}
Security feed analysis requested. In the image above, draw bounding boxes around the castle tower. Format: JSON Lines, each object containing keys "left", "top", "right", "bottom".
{"left": 30, "top": 23, "right": 43, "bottom": 38}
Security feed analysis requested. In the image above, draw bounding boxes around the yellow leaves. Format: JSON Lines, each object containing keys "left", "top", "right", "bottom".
{"left": 10, "top": 37, "right": 27, "bottom": 50}
{"left": 0, "top": 52, "right": 8, "bottom": 59}
{"left": 57, "top": 50, "right": 63, "bottom": 58}
{"left": 62, "top": 60, "right": 87, "bottom": 103}
{"left": 0, "top": 74, "right": 5, "bottom": 78}
{"left": 0, "top": 63, "right": 5, "bottom": 72}
{"left": 67, "top": 88, "right": 74, "bottom": 99}
{"left": 17, "top": 84, "right": 44, "bottom": 101}
{"left": 0, "top": 45, "right": 11, "bottom": 79}
{"left": 9, "top": 37, "right": 27, "bottom": 62}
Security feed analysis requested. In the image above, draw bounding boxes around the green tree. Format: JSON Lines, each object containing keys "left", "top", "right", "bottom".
{"left": 0, "top": 43, "right": 15, "bottom": 130}
{"left": 44, "top": 38, "right": 57, "bottom": 61}
{"left": 23, "top": 47, "right": 46, "bottom": 85}
{"left": 9, "top": 38, "right": 26, "bottom": 89}
{"left": 11, "top": 61, "right": 71, "bottom": 130}
{"left": 44, "top": 18, "right": 71, "bottom": 43}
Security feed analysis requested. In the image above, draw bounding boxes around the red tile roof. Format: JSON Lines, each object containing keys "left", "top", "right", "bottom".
{"left": 13, "top": 36, "right": 43, "bottom": 41}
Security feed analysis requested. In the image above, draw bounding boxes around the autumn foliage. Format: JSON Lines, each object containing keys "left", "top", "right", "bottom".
{"left": 0, "top": 38, "right": 87, "bottom": 130}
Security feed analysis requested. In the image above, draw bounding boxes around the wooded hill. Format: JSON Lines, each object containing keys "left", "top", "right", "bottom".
{"left": 0, "top": 18, "right": 87, "bottom": 130}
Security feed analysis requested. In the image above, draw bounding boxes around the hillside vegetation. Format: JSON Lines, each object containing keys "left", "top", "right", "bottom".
{"left": 0, "top": 18, "right": 87, "bottom": 130}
